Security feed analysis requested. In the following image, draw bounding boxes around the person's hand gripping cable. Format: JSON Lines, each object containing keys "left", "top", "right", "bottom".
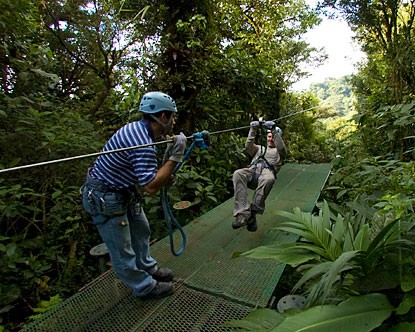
{"left": 168, "top": 132, "right": 187, "bottom": 163}
{"left": 249, "top": 121, "right": 260, "bottom": 136}
{"left": 264, "top": 120, "right": 282, "bottom": 136}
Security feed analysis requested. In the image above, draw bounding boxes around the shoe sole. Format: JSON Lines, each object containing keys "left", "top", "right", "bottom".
{"left": 247, "top": 220, "right": 257, "bottom": 232}
{"left": 152, "top": 275, "right": 174, "bottom": 282}
{"left": 140, "top": 287, "right": 175, "bottom": 300}
{"left": 232, "top": 223, "right": 247, "bottom": 229}
{"left": 247, "top": 225, "right": 257, "bottom": 232}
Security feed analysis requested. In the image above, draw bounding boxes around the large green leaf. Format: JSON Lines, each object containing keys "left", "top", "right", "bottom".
{"left": 330, "top": 213, "right": 345, "bottom": 255}
{"left": 224, "top": 308, "right": 284, "bottom": 331}
{"left": 273, "top": 293, "right": 392, "bottom": 332}
{"left": 352, "top": 224, "right": 370, "bottom": 250}
{"left": 367, "top": 219, "right": 400, "bottom": 254}
{"left": 224, "top": 294, "right": 392, "bottom": 331}
{"left": 343, "top": 223, "right": 356, "bottom": 252}
{"left": 389, "top": 322, "right": 415, "bottom": 332}
{"left": 401, "top": 269, "right": 415, "bottom": 292}
{"left": 396, "top": 294, "right": 415, "bottom": 315}
{"left": 241, "top": 244, "right": 320, "bottom": 266}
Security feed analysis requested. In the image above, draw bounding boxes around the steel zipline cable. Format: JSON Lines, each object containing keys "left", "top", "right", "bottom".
{"left": 0, "top": 105, "right": 319, "bottom": 174}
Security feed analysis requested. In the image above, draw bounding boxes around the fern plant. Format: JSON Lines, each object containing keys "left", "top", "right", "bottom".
{"left": 241, "top": 201, "right": 415, "bottom": 306}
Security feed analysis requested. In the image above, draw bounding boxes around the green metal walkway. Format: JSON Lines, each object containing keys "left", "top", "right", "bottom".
{"left": 22, "top": 163, "right": 332, "bottom": 332}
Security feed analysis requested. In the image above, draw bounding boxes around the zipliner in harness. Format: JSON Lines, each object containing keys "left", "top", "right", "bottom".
{"left": 249, "top": 118, "right": 277, "bottom": 178}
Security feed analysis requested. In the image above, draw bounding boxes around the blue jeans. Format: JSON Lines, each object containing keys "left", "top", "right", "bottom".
{"left": 81, "top": 170, "right": 157, "bottom": 296}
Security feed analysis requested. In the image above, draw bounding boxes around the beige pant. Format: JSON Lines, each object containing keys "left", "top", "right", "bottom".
{"left": 232, "top": 164, "right": 275, "bottom": 220}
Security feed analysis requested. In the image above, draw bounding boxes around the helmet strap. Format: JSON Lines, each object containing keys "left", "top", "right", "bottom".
{"left": 150, "top": 114, "right": 174, "bottom": 135}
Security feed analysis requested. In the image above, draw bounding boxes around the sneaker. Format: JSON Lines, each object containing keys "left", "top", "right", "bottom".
{"left": 232, "top": 216, "right": 248, "bottom": 229}
{"left": 152, "top": 267, "right": 174, "bottom": 282}
{"left": 247, "top": 214, "right": 257, "bottom": 232}
{"left": 141, "top": 281, "right": 175, "bottom": 299}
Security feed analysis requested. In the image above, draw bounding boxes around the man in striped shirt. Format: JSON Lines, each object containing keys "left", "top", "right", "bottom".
{"left": 81, "top": 92, "right": 186, "bottom": 299}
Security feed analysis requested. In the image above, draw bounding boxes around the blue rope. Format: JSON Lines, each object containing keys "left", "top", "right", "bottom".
{"left": 161, "top": 131, "right": 209, "bottom": 256}
{"left": 161, "top": 187, "right": 187, "bottom": 256}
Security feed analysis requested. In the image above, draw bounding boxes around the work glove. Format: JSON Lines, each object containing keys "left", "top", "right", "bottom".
{"left": 169, "top": 132, "right": 187, "bottom": 162}
{"left": 264, "top": 121, "right": 275, "bottom": 130}
{"left": 249, "top": 121, "right": 260, "bottom": 136}
{"left": 265, "top": 121, "right": 282, "bottom": 136}
{"left": 250, "top": 121, "right": 260, "bottom": 128}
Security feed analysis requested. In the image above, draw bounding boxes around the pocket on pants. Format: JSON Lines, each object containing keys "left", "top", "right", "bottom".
{"left": 82, "top": 186, "right": 127, "bottom": 220}
{"left": 100, "top": 191, "right": 128, "bottom": 216}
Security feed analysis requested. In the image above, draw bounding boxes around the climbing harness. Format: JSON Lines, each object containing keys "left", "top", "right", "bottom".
{"left": 257, "top": 117, "right": 268, "bottom": 158}
{"left": 249, "top": 117, "right": 276, "bottom": 177}
{"left": 161, "top": 131, "right": 210, "bottom": 256}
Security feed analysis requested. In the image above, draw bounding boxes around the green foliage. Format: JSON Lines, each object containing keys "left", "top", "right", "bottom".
{"left": 0, "top": 59, "right": 105, "bottom": 330}
{"left": 271, "top": 1, "right": 415, "bottom": 327}
{"left": 309, "top": 76, "right": 356, "bottom": 117}
{"left": 284, "top": 111, "right": 334, "bottom": 163}
{"left": 0, "top": 0, "right": 344, "bottom": 330}
{"left": 28, "top": 295, "right": 62, "bottom": 321}
{"left": 138, "top": 0, "right": 323, "bottom": 134}
{"left": 323, "top": 0, "right": 415, "bottom": 162}
{"left": 303, "top": 76, "right": 360, "bottom": 161}
{"left": 324, "top": 0, "right": 415, "bottom": 102}
{"left": 354, "top": 102, "right": 415, "bottom": 160}
{"left": 226, "top": 294, "right": 392, "bottom": 332}
{"left": 242, "top": 201, "right": 415, "bottom": 307}
{"left": 39, "top": 1, "right": 151, "bottom": 127}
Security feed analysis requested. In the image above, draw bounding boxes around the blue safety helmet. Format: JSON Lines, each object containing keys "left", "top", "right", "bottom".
{"left": 139, "top": 91, "right": 177, "bottom": 114}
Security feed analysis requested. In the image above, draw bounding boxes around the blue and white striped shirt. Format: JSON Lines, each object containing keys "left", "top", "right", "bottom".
{"left": 90, "top": 119, "right": 157, "bottom": 189}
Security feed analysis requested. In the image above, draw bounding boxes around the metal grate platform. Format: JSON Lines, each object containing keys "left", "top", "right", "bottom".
{"left": 21, "top": 163, "right": 332, "bottom": 331}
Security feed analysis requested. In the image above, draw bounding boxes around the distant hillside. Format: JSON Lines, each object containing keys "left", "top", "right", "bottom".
{"left": 309, "top": 76, "right": 355, "bottom": 117}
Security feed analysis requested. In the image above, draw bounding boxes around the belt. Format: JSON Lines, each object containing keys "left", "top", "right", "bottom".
{"left": 85, "top": 168, "right": 137, "bottom": 197}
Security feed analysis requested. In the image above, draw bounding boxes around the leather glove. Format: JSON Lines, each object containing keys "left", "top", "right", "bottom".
{"left": 169, "top": 132, "right": 187, "bottom": 162}
{"left": 264, "top": 121, "right": 275, "bottom": 130}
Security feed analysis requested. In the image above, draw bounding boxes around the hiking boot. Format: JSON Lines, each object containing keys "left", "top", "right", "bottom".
{"left": 152, "top": 267, "right": 174, "bottom": 282}
{"left": 247, "top": 214, "right": 257, "bottom": 232}
{"left": 232, "top": 215, "right": 248, "bottom": 229}
{"left": 141, "top": 281, "right": 175, "bottom": 299}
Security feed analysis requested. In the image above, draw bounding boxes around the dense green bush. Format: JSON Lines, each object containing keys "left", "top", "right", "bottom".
{"left": 0, "top": 1, "right": 335, "bottom": 330}
{"left": 0, "top": 94, "right": 104, "bottom": 330}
